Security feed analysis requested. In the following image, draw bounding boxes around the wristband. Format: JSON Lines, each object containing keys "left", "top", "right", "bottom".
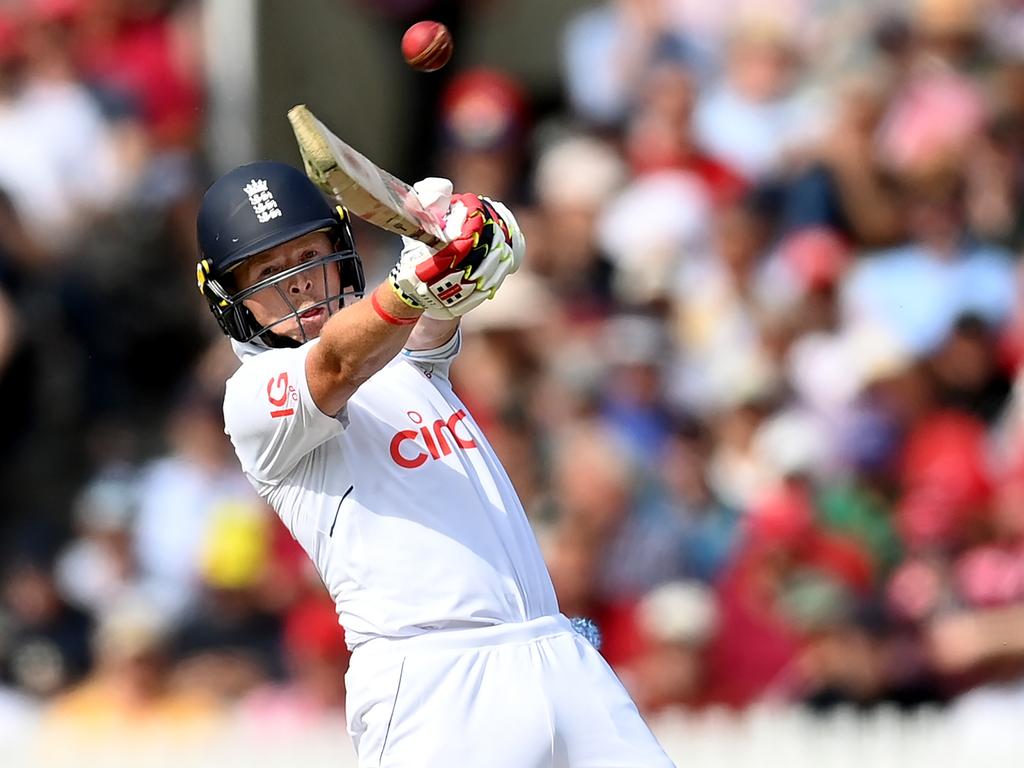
{"left": 371, "top": 287, "right": 419, "bottom": 326}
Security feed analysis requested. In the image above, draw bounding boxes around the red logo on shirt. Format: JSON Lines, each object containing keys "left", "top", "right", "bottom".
{"left": 267, "top": 372, "right": 297, "bottom": 418}
{"left": 389, "top": 409, "right": 478, "bottom": 469}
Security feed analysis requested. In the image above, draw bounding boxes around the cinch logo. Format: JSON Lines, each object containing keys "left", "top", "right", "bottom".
{"left": 389, "top": 409, "right": 477, "bottom": 469}
{"left": 244, "top": 178, "right": 283, "bottom": 223}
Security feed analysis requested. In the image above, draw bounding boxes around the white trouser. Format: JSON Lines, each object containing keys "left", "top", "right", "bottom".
{"left": 344, "top": 614, "right": 675, "bottom": 767}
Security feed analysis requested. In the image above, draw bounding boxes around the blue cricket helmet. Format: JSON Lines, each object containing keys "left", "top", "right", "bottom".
{"left": 196, "top": 160, "right": 364, "bottom": 346}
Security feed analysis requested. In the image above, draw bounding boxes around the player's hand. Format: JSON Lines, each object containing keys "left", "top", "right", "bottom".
{"left": 389, "top": 178, "right": 524, "bottom": 320}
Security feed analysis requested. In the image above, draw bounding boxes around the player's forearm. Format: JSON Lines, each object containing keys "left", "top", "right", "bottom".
{"left": 406, "top": 316, "right": 459, "bottom": 351}
{"left": 306, "top": 285, "right": 422, "bottom": 414}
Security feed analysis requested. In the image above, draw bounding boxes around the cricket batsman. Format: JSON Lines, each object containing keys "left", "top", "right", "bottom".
{"left": 195, "top": 160, "right": 674, "bottom": 766}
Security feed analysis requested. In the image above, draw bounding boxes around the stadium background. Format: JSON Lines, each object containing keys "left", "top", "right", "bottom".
{"left": 2, "top": 0, "right": 1024, "bottom": 764}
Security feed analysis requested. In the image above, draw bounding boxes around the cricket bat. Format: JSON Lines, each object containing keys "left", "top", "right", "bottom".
{"left": 287, "top": 104, "right": 448, "bottom": 247}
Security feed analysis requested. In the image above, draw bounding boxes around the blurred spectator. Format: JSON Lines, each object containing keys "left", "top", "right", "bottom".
{"left": 550, "top": 421, "right": 687, "bottom": 599}
{"left": 439, "top": 69, "right": 529, "bottom": 203}
{"left": 0, "top": 6, "right": 129, "bottom": 252}
{"left": 0, "top": 532, "right": 93, "bottom": 698}
{"left": 54, "top": 469, "right": 139, "bottom": 614}
{"left": 877, "top": 69, "right": 987, "bottom": 180}
{"left": 132, "top": 387, "right": 264, "bottom": 618}
{"left": 658, "top": 417, "right": 740, "bottom": 583}
{"left": 598, "top": 315, "right": 675, "bottom": 459}
{"left": 817, "top": 480, "right": 902, "bottom": 582}
{"left": 169, "top": 500, "right": 284, "bottom": 702}
{"left": 895, "top": 411, "right": 994, "bottom": 554}
{"left": 929, "top": 314, "right": 1012, "bottom": 423}
{"left": 669, "top": 198, "right": 778, "bottom": 415}
{"left": 624, "top": 55, "right": 747, "bottom": 203}
{"left": 563, "top": 0, "right": 709, "bottom": 126}
{"left": 964, "top": 49, "right": 1024, "bottom": 248}
{"left": 781, "top": 71, "right": 902, "bottom": 246}
{"left": 530, "top": 134, "right": 625, "bottom": 315}
{"left": 237, "top": 593, "right": 349, "bottom": 732}
{"left": 43, "top": 595, "right": 218, "bottom": 739}
{"left": 624, "top": 580, "right": 718, "bottom": 713}
{"left": 76, "top": 0, "right": 204, "bottom": 150}
{"left": 706, "top": 398, "right": 776, "bottom": 512}
{"left": 841, "top": 169, "right": 1016, "bottom": 357}
{"left": 703, "top": 481, "right": 874, "bottom": 707}
{"left": 693, "top": 20, "right": 821, "bottom": 179}
{"left": 598, "top": 170, "right": 712, "bottom": 306}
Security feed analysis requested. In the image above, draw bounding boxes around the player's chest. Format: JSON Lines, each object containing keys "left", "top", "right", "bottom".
{"left": 343, "top": 364, "right": 481, "bottom": 472}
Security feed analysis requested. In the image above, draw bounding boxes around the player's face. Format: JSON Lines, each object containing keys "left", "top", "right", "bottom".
{"left": 235, "top": 231, "right": 342, "bottom": 342}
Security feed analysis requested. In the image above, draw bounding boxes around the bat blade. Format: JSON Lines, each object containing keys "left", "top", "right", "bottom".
{"left": 287, "top": 104, "right": 447, "bottom": 247}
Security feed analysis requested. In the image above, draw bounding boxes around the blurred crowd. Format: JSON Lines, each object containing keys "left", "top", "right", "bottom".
{"left": 4, "top": 0, "right": 1024, "bottom": 742}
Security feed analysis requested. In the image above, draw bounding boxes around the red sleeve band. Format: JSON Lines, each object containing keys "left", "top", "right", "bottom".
{"left": 371, "top": 288, "right": 419, "bottom": 326}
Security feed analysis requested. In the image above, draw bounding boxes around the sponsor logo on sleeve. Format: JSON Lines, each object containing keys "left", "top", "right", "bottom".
{"left": 267, "top": 372, "right": 298, "bottom": 418}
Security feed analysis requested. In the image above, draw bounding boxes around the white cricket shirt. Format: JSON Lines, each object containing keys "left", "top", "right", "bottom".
{"left": 222, "top": 331, "right": 559, "bottom": 649}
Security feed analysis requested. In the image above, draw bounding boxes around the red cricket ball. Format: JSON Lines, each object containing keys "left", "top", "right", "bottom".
{"left": 401, "top": 20, "right": 453, "bottom": 73}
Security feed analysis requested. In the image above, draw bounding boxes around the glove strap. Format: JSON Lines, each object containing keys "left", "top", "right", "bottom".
{"left": 387, "top": 265, "right": 423, "bottom": 308}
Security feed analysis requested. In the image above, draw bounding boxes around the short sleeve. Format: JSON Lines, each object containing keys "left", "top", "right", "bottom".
{"left": 223, "top": 341, "right": 346, "bottom": 485}
{"left": 401, "top": 328, "right": 461, "bottom": 381}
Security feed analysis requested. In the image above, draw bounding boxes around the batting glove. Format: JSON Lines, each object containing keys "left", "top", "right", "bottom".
{"left": 389, "top": 178, "right": 525, "bottom": 319}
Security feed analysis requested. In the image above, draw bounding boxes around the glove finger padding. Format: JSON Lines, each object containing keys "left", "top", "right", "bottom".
{"left": 467, "top": 198, "right": 522, "bottom": 295}
{"left": 391, "top": 194, "right": 490, "bottom": 315}
{"left": 483, "top": 198, "right": 525, "bottom": 272}
{"left": 412, "top": 193, "right": 490, "bottom": 285}
{"left": 388, "top": 191, "right": 526, "bottom": 319}
{"left": 411, "top": 177, "right": 454, "bottom": 221}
